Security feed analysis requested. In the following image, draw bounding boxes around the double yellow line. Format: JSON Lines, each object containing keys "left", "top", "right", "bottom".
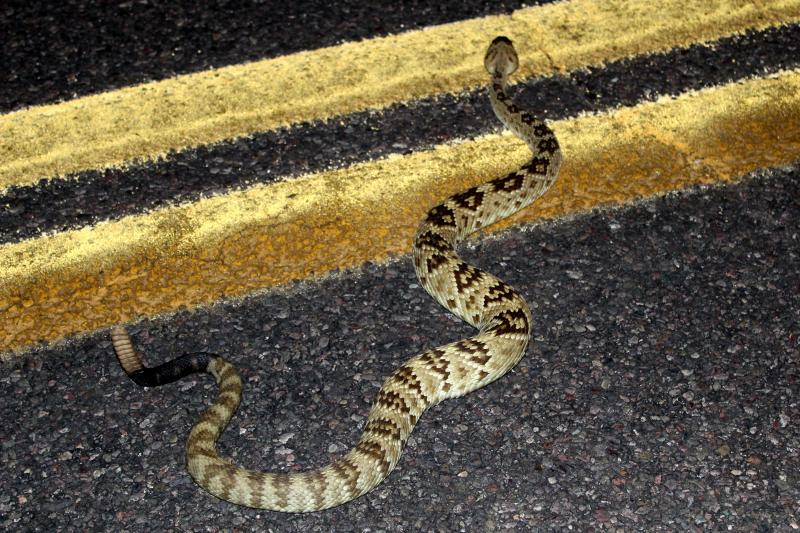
{"left": 3, "top": 0, "right": 798, "bottom": 189}
{"left": 2, "top": 0, "right": 800, "bottom": 356}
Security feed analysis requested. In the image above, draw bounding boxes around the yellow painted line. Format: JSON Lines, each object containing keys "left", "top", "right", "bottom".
{"left": 2, "top": 0, "right": 799, "bottom": 191}
{"left": 2, "top": 69, "right": 799, "bottom": 356}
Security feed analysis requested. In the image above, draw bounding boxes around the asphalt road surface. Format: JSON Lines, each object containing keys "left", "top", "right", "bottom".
{"left": 1, "top": 1, "right": 798, "bottom": 531}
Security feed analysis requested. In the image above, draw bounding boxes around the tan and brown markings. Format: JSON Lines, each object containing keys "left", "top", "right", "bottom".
{"left": 112, "top": 35, "right": 562, "bottom": 512}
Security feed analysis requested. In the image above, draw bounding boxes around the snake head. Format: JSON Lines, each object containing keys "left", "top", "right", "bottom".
{"left": 484, "top": 36, "right": 519, "bottom": 78}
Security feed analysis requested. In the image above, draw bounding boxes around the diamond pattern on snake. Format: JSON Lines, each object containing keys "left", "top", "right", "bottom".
{"left": 112, "top": 36, "right": 562, "bottom": 512}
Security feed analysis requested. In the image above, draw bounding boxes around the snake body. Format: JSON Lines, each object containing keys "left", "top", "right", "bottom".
{"left": 112, "top": 36, "right": 562, "bottom": 512}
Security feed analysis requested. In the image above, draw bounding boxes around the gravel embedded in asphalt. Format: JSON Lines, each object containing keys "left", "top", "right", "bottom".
{"left": 0, "top": 0, "right": 535, "bottom": 112}
{"left": 2, "top": 165, "right": 798, "bottom": 531}
{"left": 3, "top": 23, "right": 799, "bottom": 244}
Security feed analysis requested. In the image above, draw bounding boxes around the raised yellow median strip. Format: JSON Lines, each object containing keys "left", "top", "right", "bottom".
{"left": 2, "top": 0, "right": 799, "bottom": 190}
{"left": 2, "top": 70, "right": 799, "bottom": 356}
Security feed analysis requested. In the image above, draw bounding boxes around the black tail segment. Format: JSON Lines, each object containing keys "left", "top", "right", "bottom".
{"left": 125, "top": 352, "right": 216, "bottom": 387}
{"left": 111, "top": 326, "right": 217, "bottom": 388}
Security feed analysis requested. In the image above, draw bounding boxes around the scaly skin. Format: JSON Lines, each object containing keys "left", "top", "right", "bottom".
{"left": 112, "top": 35, "right": 562, "bottom": 512}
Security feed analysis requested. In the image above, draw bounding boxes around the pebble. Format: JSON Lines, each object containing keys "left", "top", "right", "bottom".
{"left": 1, "top": 20, "right": 799, "bottom": 530}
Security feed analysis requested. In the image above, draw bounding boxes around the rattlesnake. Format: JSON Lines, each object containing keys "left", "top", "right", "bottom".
{"left": 112, "top": 36, "right": 562, "bottom": 512}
